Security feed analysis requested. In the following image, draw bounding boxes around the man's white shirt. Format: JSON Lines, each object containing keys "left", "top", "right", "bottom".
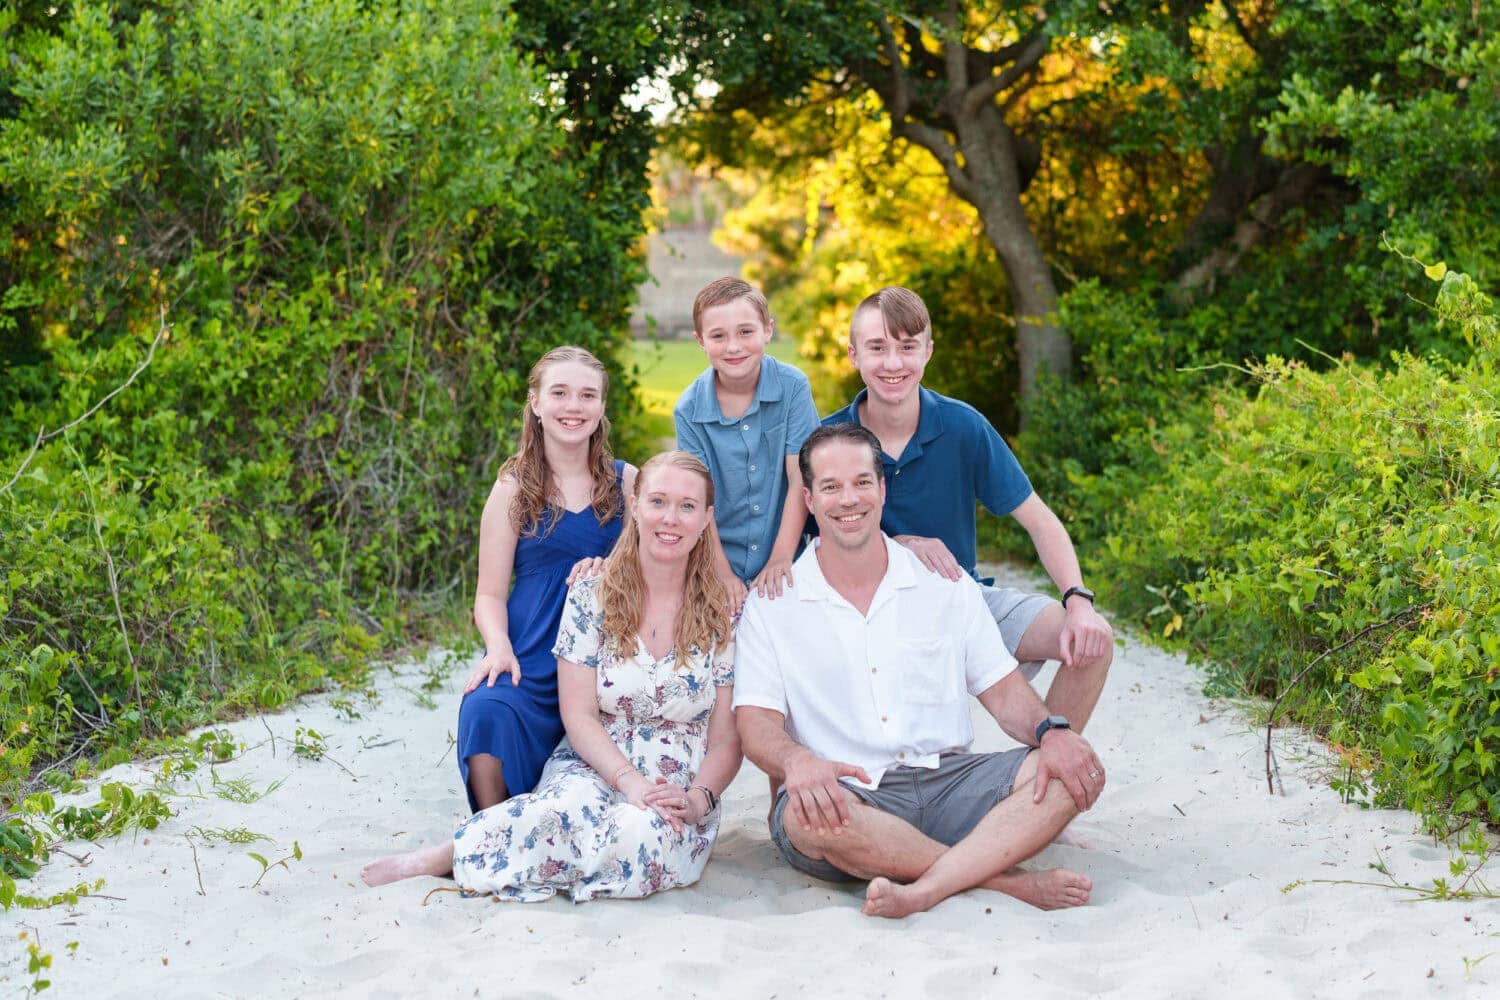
{"left": 733, "top": 534, "right": 1017, "bottom": 788}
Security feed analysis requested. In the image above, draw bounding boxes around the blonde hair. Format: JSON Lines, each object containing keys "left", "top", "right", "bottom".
{"left": 502, "top": 346, "right": 621, "bottom": 536}
{"left": 692, "top": 276, "right": 771, "bottom": 333}
{"left": 598, "top": 452, "right": 730, "bottom": 663}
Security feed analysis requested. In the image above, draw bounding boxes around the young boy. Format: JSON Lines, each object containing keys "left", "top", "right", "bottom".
{"left": 823, "top": 286, "right": 1113, "bottom": 735}
{"left": 674, "top": 277, "right": 819, "bottom": 607}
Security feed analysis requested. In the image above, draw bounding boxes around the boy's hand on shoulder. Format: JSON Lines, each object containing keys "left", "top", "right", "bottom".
{"left": 893, "top": 534, "right": 964, "bottom": 581}
{"left": 719, "top": 571, "right": 748, "bottom": 615}
{"left": 750, "top": 557, "right": 795, "bottom": 600}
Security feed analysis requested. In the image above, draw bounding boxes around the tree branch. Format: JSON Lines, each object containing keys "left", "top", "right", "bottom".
{"left": 963, "top": 32, "right": 1049, "bottom": 118}
{"left": 0, "top": 308, "right": 170, "bottom": 497}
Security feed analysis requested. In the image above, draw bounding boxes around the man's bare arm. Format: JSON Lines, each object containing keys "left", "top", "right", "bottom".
{"left": 736, "top": 706, "right": 869, "bottom": 835}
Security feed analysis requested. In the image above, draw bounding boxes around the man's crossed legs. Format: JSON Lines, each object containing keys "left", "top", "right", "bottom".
{"left": 770, "top": 749, "right": 1091, "bottom": 918}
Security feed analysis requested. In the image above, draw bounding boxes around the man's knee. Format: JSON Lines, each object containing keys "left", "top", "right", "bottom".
{"left": 781, "top": 793, "right": 867, "bottom": 860}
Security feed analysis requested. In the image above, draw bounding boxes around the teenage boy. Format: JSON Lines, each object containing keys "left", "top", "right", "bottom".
{"left": 823, "top": 286, "right": 1113, "bottom": 735}
{"left": 675, "top": 277, "right": 820, "bottom": 608}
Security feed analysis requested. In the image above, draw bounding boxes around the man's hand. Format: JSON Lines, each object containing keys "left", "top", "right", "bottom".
{"left": 893, "top": 534, "right": 963, "bottom": 581}
{"left": 1059, "top": 601, "right": 1113, "bottom": 669}
{"left": 1033, "top": 728, "right": 1105, "bottom": 811}
{"left": 783, "top": 751, "right": 871, "bottom": 836}
{"left": 750, "top": 556, "right": 794, "bottom": 599}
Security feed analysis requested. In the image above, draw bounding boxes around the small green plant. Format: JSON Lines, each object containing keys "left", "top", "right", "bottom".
{"left": 189, "top": 825, "right": 271, "bottom": 846}
{"left": 292, "top": 728, "right": 328, "bottom": 762}
{"left": 246, "top": 842, "right": 303, "bottom": 890}
{"left": 208, "top": 773, "right": 285, "bottom": 805}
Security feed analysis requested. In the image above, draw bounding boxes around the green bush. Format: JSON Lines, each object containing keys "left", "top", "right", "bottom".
{"left": 0, "top": 0, "right": 644, "bottom": 803}
{"left": 1095, "top": 260, "right": 1499, "bottom": 826}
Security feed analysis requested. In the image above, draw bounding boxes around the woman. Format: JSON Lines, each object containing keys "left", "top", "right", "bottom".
{"left": 363, "top": 452, "right": 740, "bottom": 901}
{"left": 457, "top": 346, "right": 634, "bottom": 812}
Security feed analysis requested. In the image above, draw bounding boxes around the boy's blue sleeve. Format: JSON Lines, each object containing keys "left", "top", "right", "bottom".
{"left": 784, "top": 371, "right": 820, "bottom": 454}
{"left": 971, "top": 417, "right": 1034, "bottom": 517}
{"left": 674, "top": 404, "right": 709, "bottom": 464}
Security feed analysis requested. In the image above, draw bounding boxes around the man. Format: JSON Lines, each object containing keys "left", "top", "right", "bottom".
{"left": 822, "top": 286, "right": 1113, "bottom": 736}
{"left": 734, "top": 424, "right": 1106, "bottom": 918}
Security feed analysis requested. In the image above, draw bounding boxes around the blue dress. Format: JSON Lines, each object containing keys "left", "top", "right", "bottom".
{"left": 456, "top": 460, "right": 625, "bottom": 811}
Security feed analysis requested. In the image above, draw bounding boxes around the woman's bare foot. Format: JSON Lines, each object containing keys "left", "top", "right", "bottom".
{"left": 861, "top": 877, "right": 934, "bottom": 919}
{"left": 987, "top": 867, "right": 1092, "bottom": 910}
{"left": 360, "top": 843, "right": 453, "bottom": 887}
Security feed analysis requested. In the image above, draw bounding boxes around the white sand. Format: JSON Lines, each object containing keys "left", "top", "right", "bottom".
{"left": 5, "top": 565, "right": 1498, "bottom": 998}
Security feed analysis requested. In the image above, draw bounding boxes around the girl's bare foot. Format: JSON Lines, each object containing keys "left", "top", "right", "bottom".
{"left": 360, "top": 843, "right": 453, "bottom": 887}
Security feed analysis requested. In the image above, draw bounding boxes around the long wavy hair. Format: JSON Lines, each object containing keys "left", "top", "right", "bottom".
{"left": 599, "top": 452, "right": 730, "bottom": 664}
{"left": 501, "top": 346, "right": 621, "bottom": 537}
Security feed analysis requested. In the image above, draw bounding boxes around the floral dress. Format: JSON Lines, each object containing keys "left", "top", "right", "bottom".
{"left": 450, "top": 577, "right": 734, "bottom": 902}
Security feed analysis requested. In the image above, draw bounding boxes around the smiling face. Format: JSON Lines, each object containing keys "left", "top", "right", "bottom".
{"left": 695, "top": 297, "right": 772, "bottom": 386}
{"left": 631, "top": 463, "right": 712, "bottom": 567}
{"left": 529, "top": 359, "right": 605, "bottom": 446}
{"left": 848, "top": 304, "right": 932, "bottom": 408}
{"left": 802, "top": 438, "right": 886, "bottom": 553}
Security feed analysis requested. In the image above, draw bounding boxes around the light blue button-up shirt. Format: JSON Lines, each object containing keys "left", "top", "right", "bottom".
{"left": 674, "top": 355, "right": 819, "bottom": 580}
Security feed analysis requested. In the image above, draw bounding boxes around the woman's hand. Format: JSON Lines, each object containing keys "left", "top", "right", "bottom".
{"left": 566, "top": 556, "right": 606, "bottom": 585}
{"left": 464, "top": 647, "right": 521, "bottom": 692}
{"left": 622, "top": 775, "right": 692, "bottom": 832}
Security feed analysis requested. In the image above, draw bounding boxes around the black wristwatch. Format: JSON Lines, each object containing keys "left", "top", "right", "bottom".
{"left": 1034, "top": 715, "right": 1071, "bottom": 745}
{"left": 1060, "top": 585, "right": 1096, "bottom": 609}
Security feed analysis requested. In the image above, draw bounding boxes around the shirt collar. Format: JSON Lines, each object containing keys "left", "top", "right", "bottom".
{"left": 685, "top": 356, "right": 781, "bottom": 424}
{"left": 842, "top": 385, "right": 946, "bottom": 454}
{"left": 794, "top": 534, "right": 917, "bottom": 605}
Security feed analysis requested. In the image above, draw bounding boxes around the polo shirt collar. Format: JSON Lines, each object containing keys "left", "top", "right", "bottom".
{"left": 843, "top": 385, "right": 946, "bottom": 463}
{"left": 685, "top": 355, "right": 782, "bottom": 424}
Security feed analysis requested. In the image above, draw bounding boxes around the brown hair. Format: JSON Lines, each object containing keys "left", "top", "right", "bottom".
{"left": 502, "top": 346, "right": 621, "bottom": 537}
{"left": 692, "top": 276, "right": 772, "bottom": 334}
{"left": 851, "top": 286, "right": 931, "bottom": 343}
{"left": 598, "top": 452, "right": 730, "bottom": 663}
{"left": 798, "top": 423, "right": 885, "bottom": 489}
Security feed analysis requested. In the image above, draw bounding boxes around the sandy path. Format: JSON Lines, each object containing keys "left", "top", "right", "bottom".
{"left": 4, "top": 565, "right": 1496, "bottom": 998}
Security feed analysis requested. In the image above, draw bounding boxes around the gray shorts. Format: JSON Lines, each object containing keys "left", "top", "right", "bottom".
{"left": 981, "top": 583, "right": 1053, "bottom": 680}
{"left": 769, "top": 748, "right": 1032, "bottom": 883}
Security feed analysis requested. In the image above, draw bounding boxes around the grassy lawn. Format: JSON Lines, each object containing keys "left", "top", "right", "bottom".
{"left": 624, "top": 336, "right": 809, "bottom": 447}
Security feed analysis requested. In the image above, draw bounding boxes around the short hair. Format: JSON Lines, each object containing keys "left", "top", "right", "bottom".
{"left": 693, "top": 277, "right": 772, "bottom": 333}
{"left": 798, "top": 423, "right": 885, "bottom": 490}
{"left": 851, "top": 286, "right": 931, "bottom": 343}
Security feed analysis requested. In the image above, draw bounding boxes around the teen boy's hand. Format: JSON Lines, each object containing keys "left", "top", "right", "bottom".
{"left": 893, "top": 534, "right": 964, "bottom": 581}
{"left": 750, "top": 556, "right": 795, "bottom": 599}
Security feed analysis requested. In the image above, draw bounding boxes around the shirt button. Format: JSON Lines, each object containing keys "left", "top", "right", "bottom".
{"left": 742, "top": 424, "right": 750, "bottom": 431}
{"left": 895, "top": 469, "right": 901, "bottom": 476}
{"left": 752, "top": 504, "right": 760, "bottom": 512}
{"left": 897, "top": 752, "right": 906, "bottom": 760}
{"left": 750, "top": 464, "right": 757, "bottom": 472}
{"left": 750, "top": 544, "right": 759, "bottom": 551}
{"left": 881, "top": 715, "right": 889, "bottom": 723}
{"left": 871, "top": 667, "right": 877, "bottom": 674}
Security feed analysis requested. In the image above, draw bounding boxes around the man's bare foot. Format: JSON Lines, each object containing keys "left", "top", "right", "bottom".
{"left": 861, "top": 877, "right": 934, "bottom": 919}
{"left": 989, "top": 867, "right": 1092, "bottom": 910}
{"left": 360, "top": 843, "right": 453, "bottom": 887}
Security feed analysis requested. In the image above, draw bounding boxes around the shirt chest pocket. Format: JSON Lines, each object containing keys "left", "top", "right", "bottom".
{"left": 897, "top": 637, "right": 959, "bottom": 705}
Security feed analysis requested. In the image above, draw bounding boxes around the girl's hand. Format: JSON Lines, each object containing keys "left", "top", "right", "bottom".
{"left": 464, "top": 647, "right": 521, "bottom": 692}
{"left": 567, "top": 556, "right": 606, "bottom": 585}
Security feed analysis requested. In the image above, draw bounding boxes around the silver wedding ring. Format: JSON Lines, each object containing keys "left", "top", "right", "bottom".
{"left": 1089, "top": 769, "right": 1101, "bottom": 780}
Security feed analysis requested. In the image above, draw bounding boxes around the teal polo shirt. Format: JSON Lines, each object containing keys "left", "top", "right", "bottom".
{"left": 675, "top": 355, "right": 819, "bottom": 580}
{"left": 821, "top": 386, "right": 1033, "bottom": 580}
